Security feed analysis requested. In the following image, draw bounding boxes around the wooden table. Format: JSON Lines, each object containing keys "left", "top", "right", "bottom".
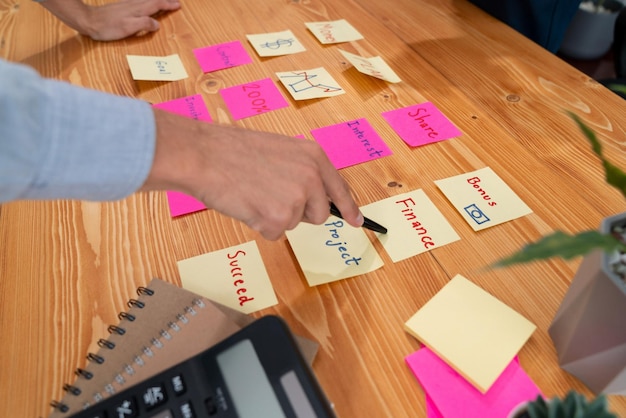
{"left": 2, "top": 0, "right": 626, "bottom": 416}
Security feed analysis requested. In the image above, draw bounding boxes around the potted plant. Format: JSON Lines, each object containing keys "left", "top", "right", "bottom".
{"left": 559, "top": 0, "right": 624, "bottom": 60}
{"left": 495, "top": 113, "right": 626, "bottom": 395}
{"left": 508, "top": 391, "right": 617, "bottom": 418}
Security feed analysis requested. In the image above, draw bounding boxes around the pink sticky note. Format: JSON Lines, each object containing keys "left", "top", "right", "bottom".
{"left": 310, "top": 118, "right": 392, "bottom": 169}
{"left": 220, "top": 78, "right": 289, "bottom": 120}
{"left": 166, "top": 191, "right": 206, "bottom": 217}
{"left": 426, "top": 396, "right": 444, "bottom": 418}
{"left": 382, "top": 102, "right": 461, "bottom": 147}
{"left": 193, "top": 40, "right": 252, "bottom": 73}
{"left": 405, "top": 347, "right": 541, "bottom": 418}
{"left": 153, "top": 94, "right": 213, "bottom": 122}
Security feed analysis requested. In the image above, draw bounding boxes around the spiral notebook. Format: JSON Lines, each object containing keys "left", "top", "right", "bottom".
{"left": 49, "top": 278, "right": 319, "bottom": 417}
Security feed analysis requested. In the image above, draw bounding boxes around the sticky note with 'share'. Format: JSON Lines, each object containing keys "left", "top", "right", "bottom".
{"left": 404, "top": 275, "right": 536, "bottom": 393}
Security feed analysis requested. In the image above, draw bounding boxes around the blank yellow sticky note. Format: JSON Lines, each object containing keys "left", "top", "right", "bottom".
{"left": 177, "top": 241, "right": 277, "bottom": 314}
{"left": 286, "top": 216, "right": 384, "bottom": 286}
{"left": 126, "top": 54, "right": 188, "bottom": 81}
{"left": 404, "top": 274, "right": 536, "bottom": 393}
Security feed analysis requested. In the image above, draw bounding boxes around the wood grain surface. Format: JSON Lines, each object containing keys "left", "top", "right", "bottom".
{"left": 1, "top": 0, "right": 626, "bottom": 416}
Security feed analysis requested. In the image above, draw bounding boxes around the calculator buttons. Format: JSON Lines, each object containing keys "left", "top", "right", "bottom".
{"left": 149, "top": 410, "right": 174, "bottom": 418}
{"left": 141, "top": 384, "right": 168, "bottom": 410}
{"left": 205, "top": 397, "right": 218, "bottom": 416}
{"left": 179, "top": 401, "right": 195, "bottom": 418}
{"left": 113, "top": 398, "right": 138, "bottom": 418}
{"left": 170, "top": 374, "right": 186, "bottom": 395}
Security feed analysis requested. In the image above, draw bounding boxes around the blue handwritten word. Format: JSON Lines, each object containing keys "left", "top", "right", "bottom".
{"left": 464, "top": 204, "right": 490, "bottom": 225}
{"left": 346, "top": 120, "right": 385, "bottom": 157}
{"left": 216, "top": 46, "right": 234, "bottom": 67}
{"left": 155, "top": 60, "right": 172, "bottom": 75}
{"left": 184, "top": 96, "right": 202, "bottom": 120}
{"left": 325, "top": 220, "right": 362, "bottom": 265}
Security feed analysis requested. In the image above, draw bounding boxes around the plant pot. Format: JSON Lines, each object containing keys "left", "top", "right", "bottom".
{"left": 548, "top": 213, "right": 626, "bottom": 395}
{"left": 559, "top": 0, "right": 623, "bottom": 60}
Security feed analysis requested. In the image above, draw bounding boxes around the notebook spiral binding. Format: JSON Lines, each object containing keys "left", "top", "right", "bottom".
{"left": 49, "top": 284, "right": 207, "bottom": 414}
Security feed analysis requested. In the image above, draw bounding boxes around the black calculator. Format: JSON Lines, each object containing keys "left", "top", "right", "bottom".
{"left": 70, "top": 315, "right": 337, "bottom": 418}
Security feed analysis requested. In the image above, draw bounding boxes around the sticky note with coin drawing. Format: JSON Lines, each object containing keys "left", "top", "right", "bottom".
{"left": 434, "top": 167, "right": 532, "bottom": 231}
{"left": 246, "top": 30, "right": 306, "bottom": 57}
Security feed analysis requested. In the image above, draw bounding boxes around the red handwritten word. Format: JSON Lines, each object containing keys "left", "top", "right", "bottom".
{"left": 319, "top": 23, "right": 336, "bottom": 42}
{"left": 396, "top": 198, "right": 436, "bottom": 249}
{"left": 346, "top": 120, "right": 385, "bottom": 157}
{"left": 358, "top": 60, "right": 383, "bottom": 79}
{"left": 407, "top": 107, "right": 438, "bottom": 139}
{"left": 241, "top": 83, "right": 270, "bottom": 113}
{"left": 227, "top": 250, "right": 255, "bottom": 306}
{"left": 467, "top": 176, "right": 497, "bottom": 206}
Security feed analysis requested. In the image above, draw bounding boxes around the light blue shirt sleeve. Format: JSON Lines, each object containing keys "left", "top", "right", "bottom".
{"left": 0, "top": 58, "right": 156, "bottom": 202}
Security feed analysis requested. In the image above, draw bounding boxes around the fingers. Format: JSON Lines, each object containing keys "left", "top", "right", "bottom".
{"left": 317, "top": 154, "right": 364, "bottom": 228}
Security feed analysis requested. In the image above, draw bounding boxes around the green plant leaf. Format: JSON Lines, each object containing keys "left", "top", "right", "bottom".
{"left": 493, "top": 230, "right": 624, "bottom": 268}
{"left": 568, "top": 112, "right": 626, "bottom": 200}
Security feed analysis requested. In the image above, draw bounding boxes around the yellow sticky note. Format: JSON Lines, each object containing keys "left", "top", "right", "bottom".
{"left": 276, "top": 67, "right": 344, "bottom": 100}
{"left": 305, "top": 19, "right": 364, "bottom": 44}
{"left": 338, "top": 49, "right": 401, "bottom": 83}
{"left": 434, "top": 167, "right": 532, "bottom": 231}
{"left": 126, "top": 54, "right": 188, "bottom": 81}
{"left": 177, "top": 241, "right": 277, "bottom": 314}
{"left": 246, "top": 30, "right": 306, "bottom": 57}
{"left": 362, "top": 189, "right": 460, "bottom": 262}
{"left": 404, "top": 274, "right": 536, "bottom": 393}
{"left": 286, "top": 216, "right": 384, "bottom": 286}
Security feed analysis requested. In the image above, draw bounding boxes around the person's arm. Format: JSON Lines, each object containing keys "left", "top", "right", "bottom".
{"left": 0, "top": 59, "right": 363, "bottom": 240}
{"left": 144, "top": 109, "right": 364, "bottom": 240}
{"left": 36, "top": 0, "right": 181, "bottom": 41}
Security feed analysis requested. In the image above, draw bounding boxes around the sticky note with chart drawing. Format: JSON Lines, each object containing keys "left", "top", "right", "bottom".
{"left": 276, "top": 67, "right": 345, "bottom": 100}
{"left": 338, "top": 50, "right": 401, "bottom": 83}
{"left": 246, "top": 30, "right": 306, "bottom": 57}
{"left": 285, "top": 216, "right": 384, "bottom": 286}
{"left": 126, "top": 54, "right": 188, "bottom": 81}
{"left": 404, "top": 274, "right": 536, "bottom": 393}
{"left": 305, "top": 19, "right": 364, "bottom": 44}
{"left": 177, "top": 241, "right": 278, "bottom": 314}
{"left": 434, "top": 167, "right": 532, "bottom": 231}
{"left": 310, "top": 118, "right": 392, "bottom": 169}
{"left": 361, "top": 189, "right": 460, "bottom": 262}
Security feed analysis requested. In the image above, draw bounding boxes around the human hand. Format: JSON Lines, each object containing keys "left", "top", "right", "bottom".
{"left": 143, "top": 109, "right": 364, "bottom": 240}
{"left": 40, "top": 0, "right": 181, "bottom": 41}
